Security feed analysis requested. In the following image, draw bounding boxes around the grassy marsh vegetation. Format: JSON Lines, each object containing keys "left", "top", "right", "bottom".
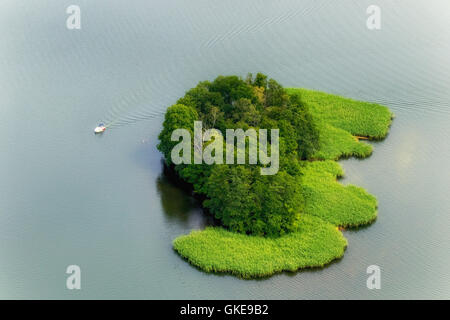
{"left": 312, "top": 121, "right": 373, "bottom": 160}
{"left": 286, "top": 88, "right": 393, "bottom": 139}
{"left": 173, "top": 215, "right": 347, "bottom": 279}
{"left": 286, "top": 88, "right": 393, "bottom": 160}
{"left": 300, "top": 161, "right": 378, "bottom": 227}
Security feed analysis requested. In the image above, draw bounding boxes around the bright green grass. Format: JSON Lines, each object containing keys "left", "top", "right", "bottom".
{"left": 173, "top": 215, "right": 347, "bottom": 279}
{"left": 300, "top": 161, "right": 378, "bottom": 227}
{"left": 312, "top": 121, "right": 373, "bottom": 160}
{"left": 286, "top": 88, "right": 393, "bottom": 160}
{"left": 286, "top": 88, "right": 393, "bottom": 139}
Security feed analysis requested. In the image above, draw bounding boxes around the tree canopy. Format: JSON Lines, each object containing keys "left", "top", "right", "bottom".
{"left": 158, "top": 73, "right": 320, "bottom": 236}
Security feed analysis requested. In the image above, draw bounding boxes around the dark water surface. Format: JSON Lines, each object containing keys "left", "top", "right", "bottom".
{"left": 1, "top": 0, "right": 449, "bottom": 298}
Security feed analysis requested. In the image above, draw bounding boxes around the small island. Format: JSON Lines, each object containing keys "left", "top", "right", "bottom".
{"left": 158, "top": 74, "right": 393, "bottom": 278}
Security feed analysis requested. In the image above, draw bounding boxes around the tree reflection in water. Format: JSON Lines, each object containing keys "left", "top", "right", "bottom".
{"left": 156, "top": 160, "right": 218, "bottom": 229}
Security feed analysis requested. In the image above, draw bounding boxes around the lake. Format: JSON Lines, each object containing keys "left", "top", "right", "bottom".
{"left": 0, "top": 0, "right": 449, "bottom": 299}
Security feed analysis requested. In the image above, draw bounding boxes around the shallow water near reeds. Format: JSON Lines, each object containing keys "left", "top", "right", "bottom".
{"left": 0, "top": 0, "right": 449, "bottom": 298}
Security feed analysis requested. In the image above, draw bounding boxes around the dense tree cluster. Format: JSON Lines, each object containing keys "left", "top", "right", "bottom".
{"left": 158, "top": 74, "right": 319, "bottom": 236}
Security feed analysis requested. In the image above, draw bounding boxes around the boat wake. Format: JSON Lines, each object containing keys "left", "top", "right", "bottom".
{"left": 101, "top": 84, "right": 167, "bottom": 130}
{"left": 202, "top": 0, "right": 332, "bottom": 49}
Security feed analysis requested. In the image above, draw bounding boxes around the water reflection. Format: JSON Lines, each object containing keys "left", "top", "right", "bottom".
{"left": 156, "top": 161, "right": 217, "bottom": 229}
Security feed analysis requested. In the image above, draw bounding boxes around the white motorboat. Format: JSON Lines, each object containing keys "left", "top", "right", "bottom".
{"left": 94, "top": 123, "right": 106, "bottom": 134}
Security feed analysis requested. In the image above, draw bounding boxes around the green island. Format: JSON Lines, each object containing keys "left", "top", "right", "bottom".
{"left": 158, "top": 74, "right": 393, "bottom": 278}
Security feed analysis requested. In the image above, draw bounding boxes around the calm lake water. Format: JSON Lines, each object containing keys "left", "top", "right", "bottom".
{"left": 1, "top": 0, "right": 449, "bottom": 299}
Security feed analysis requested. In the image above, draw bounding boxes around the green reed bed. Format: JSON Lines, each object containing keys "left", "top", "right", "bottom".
{"left": 286, "top": 88, "right": 393, "bottom": 139}
{"left": 300, "top": 161, "right": 378, "bottom": 227}
{"left": 312, "top": 121, "right": 373, "bottom": 160}
{"left": 173, "top": 215, "right": 347, "bottom": 279}
{"left": 286, "top": 88, "right": 393, "bottom": 160}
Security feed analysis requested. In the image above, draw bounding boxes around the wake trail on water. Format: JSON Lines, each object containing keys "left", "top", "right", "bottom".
{"left": 203, "top": 0, "right": 333, "bottom": 48}
{"left": 101, "top": 84, "right": 167, "bottom": 130}
{"left": 373, "top": 99, "right": 450, "bottom": 117}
